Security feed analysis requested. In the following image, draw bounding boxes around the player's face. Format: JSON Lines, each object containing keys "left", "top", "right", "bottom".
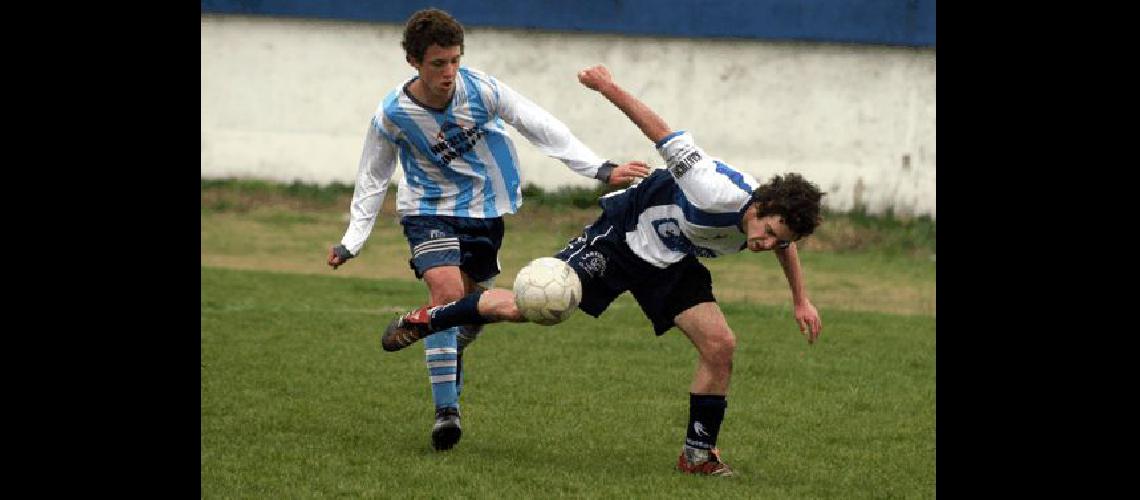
{"left": 744, "top": 214, "right": 798, "bottom": 252}
{"left": 413, "top": 44, "right": 462, "bottom": 100}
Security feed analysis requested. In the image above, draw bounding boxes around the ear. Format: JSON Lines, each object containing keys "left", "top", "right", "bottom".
{"left": 406, "top": 55, "right": 420, "bottom": 69}
{"left": 744, "top": 200, "right": 760, "bottom": 217}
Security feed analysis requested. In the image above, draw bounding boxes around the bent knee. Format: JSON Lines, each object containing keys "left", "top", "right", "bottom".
{"left": 423, "top": 267, "right": 466, "bottom": 304}
{"left": 703, "top": 331, "right": 737, "bottom": 365}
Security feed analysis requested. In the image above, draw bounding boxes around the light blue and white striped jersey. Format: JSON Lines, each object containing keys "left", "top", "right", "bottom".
{"left": 598, "top": 131, "right": 762, "bottom": 268}
{"left": 340, "top": 67, "right": 607, "bottom": 255}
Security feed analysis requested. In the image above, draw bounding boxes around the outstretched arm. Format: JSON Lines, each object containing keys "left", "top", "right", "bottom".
{"left": 494, "top": 75, "right": 648, "bottom": 186}
{"left": 775, "top": 243, "right": 823, "bottom": 344}
{"left": 577, "top": 64, "right": 671, "bottom": 145}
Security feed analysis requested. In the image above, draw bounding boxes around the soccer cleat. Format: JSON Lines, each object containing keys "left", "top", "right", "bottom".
{"left": 381, "top": 306, "right": 434, "bottom": 352}
{"left": 431, "top": 407, "right": 462, "bottom": 451}
{"left": 456, "top": 324, "right": 483, "bottom": 352}
{"left": 677, "top": 447, "right": 736, "bottom": 477}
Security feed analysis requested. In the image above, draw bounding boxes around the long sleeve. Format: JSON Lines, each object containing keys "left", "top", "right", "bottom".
{"left": 655, "top": 130, "right": 754, "bottom": 215}
{"left": 493, "top": 78, "right": 606, "bottom": 179}
{"left": 340, "top": 121, "right": 399, "bottom": 256}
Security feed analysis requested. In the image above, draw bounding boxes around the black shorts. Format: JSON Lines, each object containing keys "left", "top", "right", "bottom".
{"left": 400, "top": 215, "right": 504, "bottom": 282}
{"left": 555, "top": 212, "right": 716, "bottom": 335}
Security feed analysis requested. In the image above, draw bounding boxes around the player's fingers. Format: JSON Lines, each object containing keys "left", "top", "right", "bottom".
{"left": 620, "top": 166, "right": 646, "bottom": 178}
{"left": 796, "top": 318, "right": 807, "bottom": 334}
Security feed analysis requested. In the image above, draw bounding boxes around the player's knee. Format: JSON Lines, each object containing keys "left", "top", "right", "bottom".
{"left": 480, "top": 289, "right": 523, "bottom": 321}
{"left": 703, "top": 331, "right": 736, "bottom": 368}
{"left": 423, "top": 267, "right": 466, "bottom": 304}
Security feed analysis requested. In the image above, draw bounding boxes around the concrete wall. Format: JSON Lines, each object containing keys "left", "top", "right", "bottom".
{"left": 201, "top": 14, "right": 935, "bottom": 217}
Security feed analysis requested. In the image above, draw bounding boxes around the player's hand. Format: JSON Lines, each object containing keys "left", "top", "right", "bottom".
{"left": 327, "top": 245, "right": 348, "bottom": 270}
{"left": 607, "top": 161, "right": 650, "bottom": 187}
{"left": 578, "top": 64, "right": 614, "bottom": 92}
{"left": 794, "top": 301, "right": 822, "bottom": 344}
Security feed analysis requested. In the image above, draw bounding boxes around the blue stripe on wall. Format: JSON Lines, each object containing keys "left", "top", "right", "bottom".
{"left": 201, "top": 0, "right": 935, "bottom": 47}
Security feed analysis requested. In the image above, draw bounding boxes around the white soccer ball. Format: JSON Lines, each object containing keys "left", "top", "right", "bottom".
{"left": 512, "top": 257, "right": 582, "bottom": 326}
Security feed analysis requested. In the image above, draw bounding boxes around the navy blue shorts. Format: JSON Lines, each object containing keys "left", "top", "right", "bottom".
{"left": 400, "top": 215, "right": 504, "bottom": 283}
{"left": 554, "top": 212, "right": 716, "bottom": 336}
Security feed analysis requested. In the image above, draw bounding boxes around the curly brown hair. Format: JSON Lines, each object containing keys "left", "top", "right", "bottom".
{"left": 401, "top": 8, "right": 465, "bottom": 63}
{"left": 751, "top": 173, "right": 825, "bottom": 238}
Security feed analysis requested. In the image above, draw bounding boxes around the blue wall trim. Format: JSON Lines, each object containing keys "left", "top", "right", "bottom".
{"left": 201, "top": 0, "right": 935, "bottom": 47}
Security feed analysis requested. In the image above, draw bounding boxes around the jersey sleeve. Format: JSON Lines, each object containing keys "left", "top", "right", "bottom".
{"left": 339, "top": 116, "right": 399, "bottom": 256}
{"left": 655, "top": 131, "right": 754, "bottom": 215}
{"left": 490, "top": 76, "right": 606, "bottom": 179}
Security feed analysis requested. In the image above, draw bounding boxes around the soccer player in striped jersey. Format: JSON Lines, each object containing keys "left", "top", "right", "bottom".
{"left": 381, "top": 64, "right": 825, "bottom": 476}
{"left": 325, "top": 10, "right": 649, "bottom": 452}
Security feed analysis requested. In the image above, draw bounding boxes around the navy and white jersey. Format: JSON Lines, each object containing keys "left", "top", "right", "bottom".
{"left": 599, "top": 131, "right": 758, "bottom": 268}
{"left": 340, "top": 66, "right": 606, "bottom": 255}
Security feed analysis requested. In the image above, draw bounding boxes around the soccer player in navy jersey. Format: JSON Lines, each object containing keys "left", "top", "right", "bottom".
{"left": 325, "top": 10, "right": 649, "bottom": 451}
{"left": 382, "top": 64, "right": 825, "bottom": 476}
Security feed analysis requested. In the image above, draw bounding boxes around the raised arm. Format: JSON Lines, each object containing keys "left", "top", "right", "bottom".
{"left": 577, "top": 64, "right": 671, "bottom": 145}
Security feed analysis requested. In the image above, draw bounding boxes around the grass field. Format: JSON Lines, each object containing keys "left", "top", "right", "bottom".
{"left": 201, "top": 180, "right": 935, "bottom": 498}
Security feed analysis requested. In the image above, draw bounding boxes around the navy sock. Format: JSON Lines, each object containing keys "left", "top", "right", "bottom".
{"left": 684, "top": 393, "right": 727, "bottom": 450}
{"left": 428, "top": 290, "right": 487, "bottom": 331}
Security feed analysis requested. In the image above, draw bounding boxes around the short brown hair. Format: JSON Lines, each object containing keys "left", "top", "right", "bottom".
{"left": 401, "top": 8, "right": 464, "bottom": 63}
{"left": 752, "top": 173, "right": 825, "bottom": 237}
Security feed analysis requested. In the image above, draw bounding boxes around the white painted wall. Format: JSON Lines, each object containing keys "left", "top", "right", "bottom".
{"left": 201, "top": 14, "right": 935, "bottom": 217}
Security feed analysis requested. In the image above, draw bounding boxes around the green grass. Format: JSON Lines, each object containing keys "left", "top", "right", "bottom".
{"left": 202, "top": 267, "right": 934, "bottom": 498}
{"left": 200, "top": 179, "right": 936, "bottom": 316}
{"left": 201, "top": 178, "right": 935, "bottom": 497}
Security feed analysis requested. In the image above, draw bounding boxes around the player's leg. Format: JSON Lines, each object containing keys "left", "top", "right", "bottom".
{"left": 675, "top": 302, "right": 735, "bottom": 395}
{"left": 630, "top": 256, "right": 735, "bottom": 476}
{"left": 421, "top": 266, "right": 467, "bottom": 451}
{"left": 387, "top": 216, "right": 470, "bottom": 450}
{"left": 427, "top": 216, "right": 508, "bottom": 451}
{"left": 673, "top": 302, "right": 737, "bottom": 476}
{"left": 384, "top": 213, "right": 622, "bottom": 343}
{"left": 385, "top": 282, "right": 525, "bottom": 341}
